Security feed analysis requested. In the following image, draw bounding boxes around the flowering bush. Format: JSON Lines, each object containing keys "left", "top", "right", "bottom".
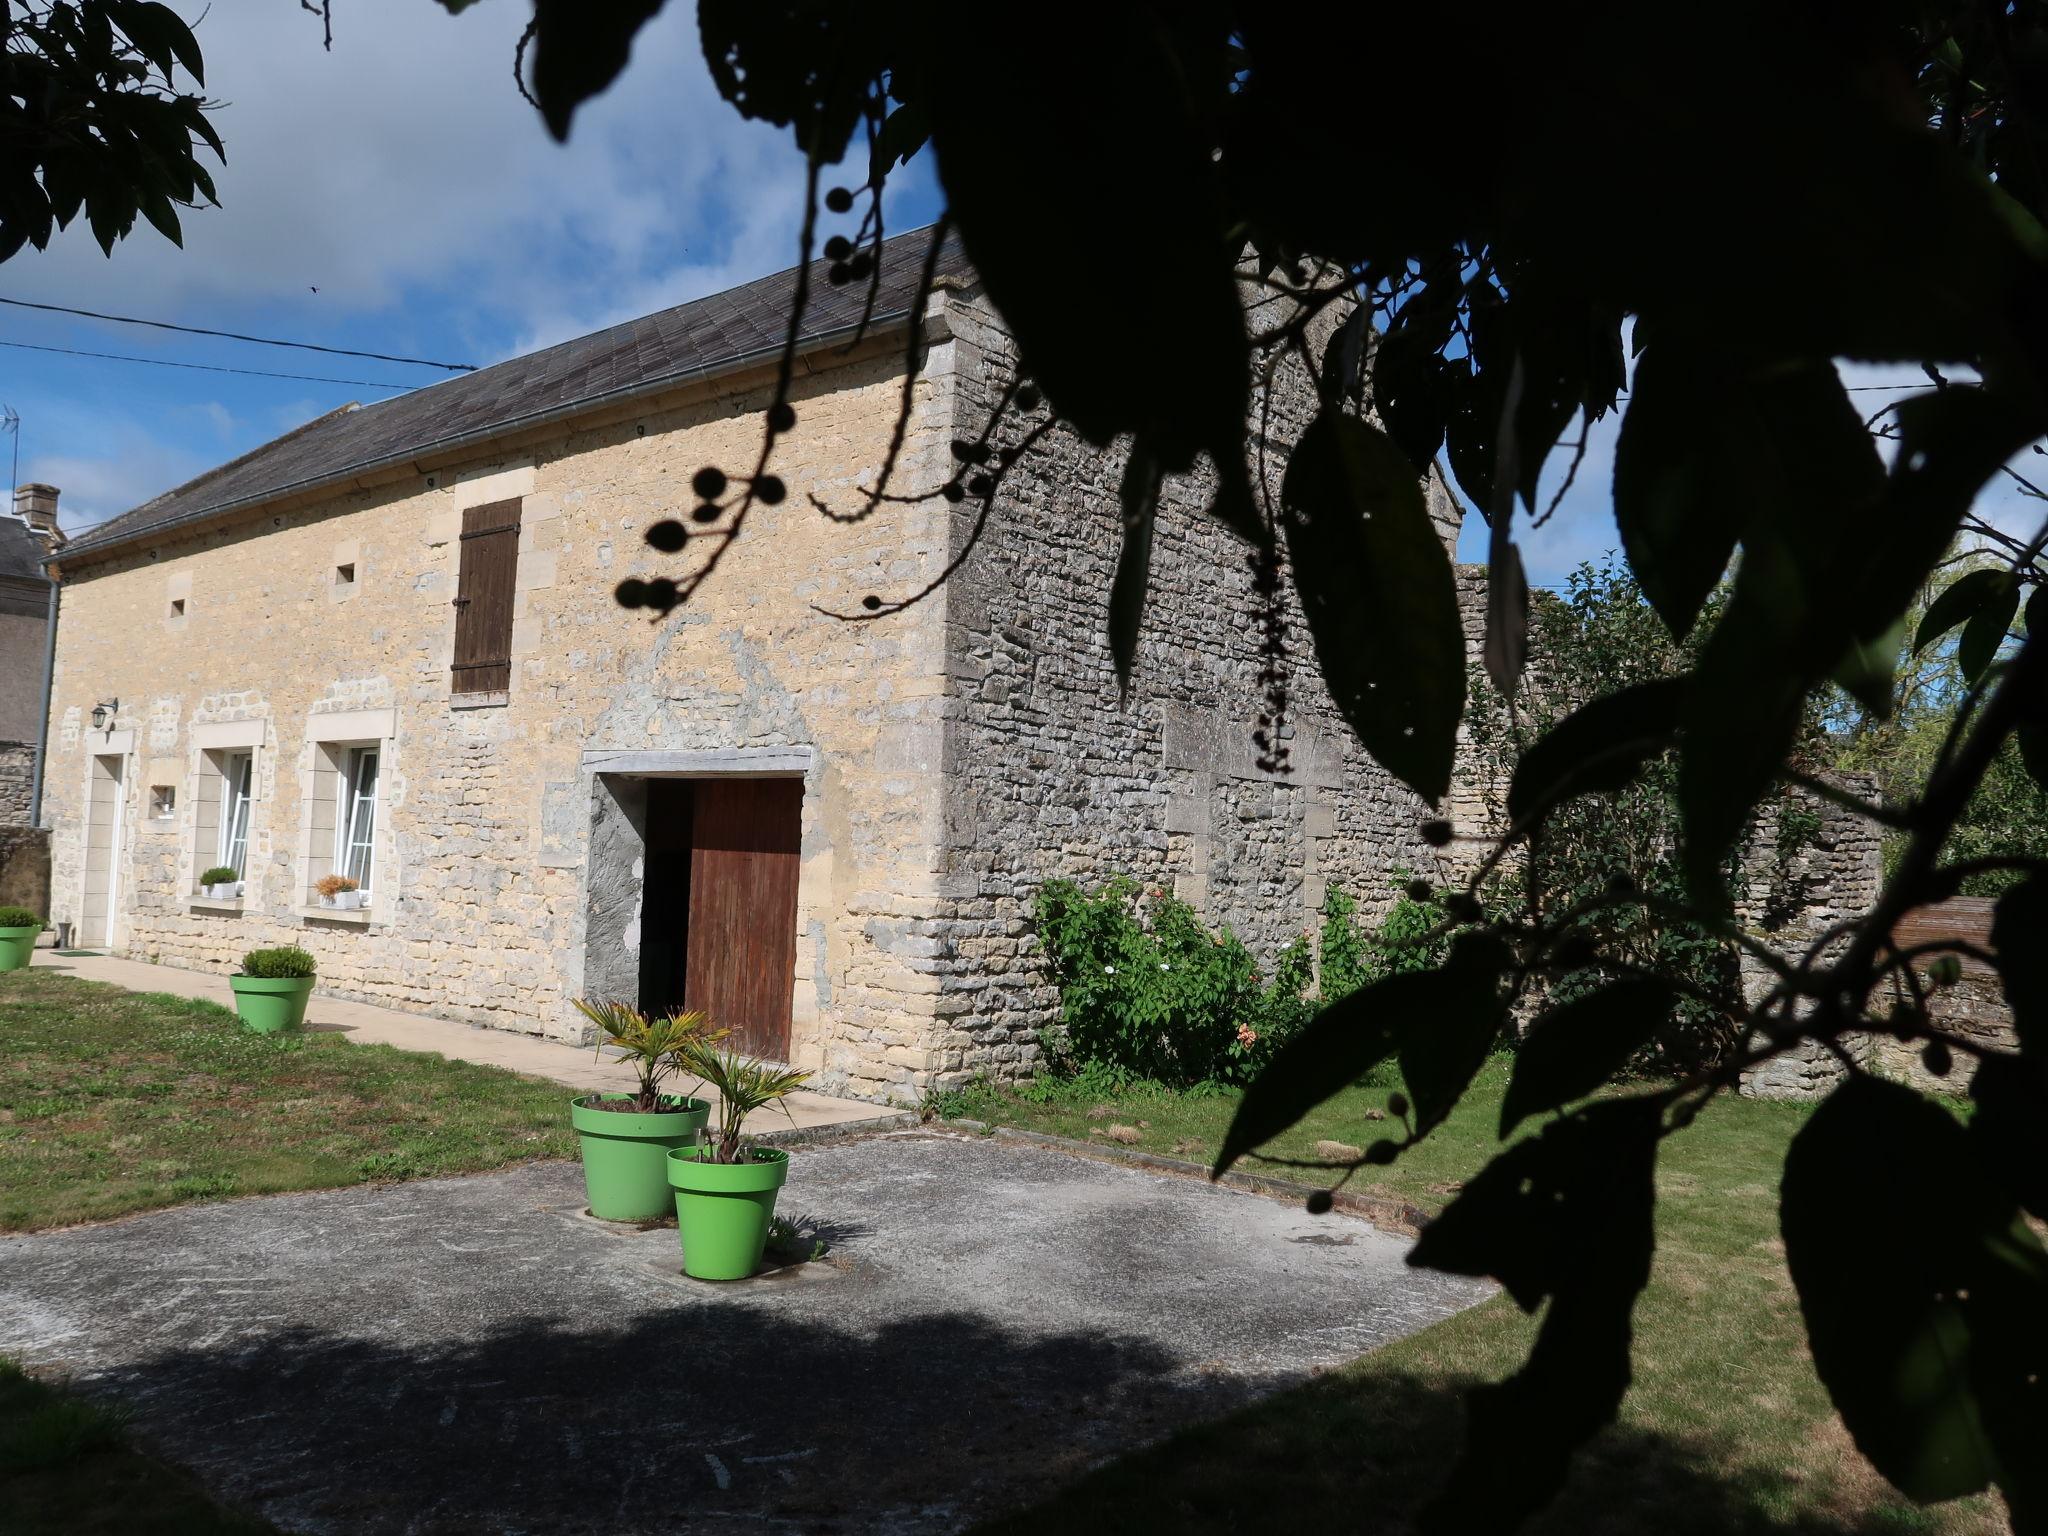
{"left": 1032, "top": 877, "right": 1460, "bottom": 1089}
{"left": 1031, "top": 877, "right": 1317, "bottom": 1087}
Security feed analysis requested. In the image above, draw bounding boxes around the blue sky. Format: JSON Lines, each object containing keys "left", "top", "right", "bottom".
{"left": 1, "top": 1, "right": 2037, "bottom": 583}
{"left": 0, "top": 0, "right": 939, "bottom": 538}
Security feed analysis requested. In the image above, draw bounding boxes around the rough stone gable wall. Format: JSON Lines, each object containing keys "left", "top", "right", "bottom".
{"left": 923, "top": 284, "right": 1475, "bottom": 1084}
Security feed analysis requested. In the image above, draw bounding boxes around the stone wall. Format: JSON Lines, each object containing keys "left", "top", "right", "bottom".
{"left": 922, "top": 285, "right": 1472, "bottom": 1085}
{"left": 0, "top": 823, "right": 49, "bottom": 916}
{"left": 1735, "top": 774, "right": 1886, "bottom": 1100}
{"left": 41, "top": 330, "right": 961, "bottom": 1099}
{"left": 1871, "top": 898, "right": 2017, "bottom": 1094}
{"left": 0, "top": 739, "right": 32, "bottom": 826}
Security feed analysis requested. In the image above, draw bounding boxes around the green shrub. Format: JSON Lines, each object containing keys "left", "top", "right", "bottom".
{"left": 1031, "top": 877, "right": 1316, "bottom": 1087}
{"left": 240, "top": 946, "right": 315, "bottom": 979}
{"left": 198, "top": 866, "right": 240, "bottom": 888}
{"left": 0, "top": 907, "right": 43, "bottom": 929}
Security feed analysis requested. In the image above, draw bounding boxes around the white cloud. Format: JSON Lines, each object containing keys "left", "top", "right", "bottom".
{"left": 5, "top": 0, "right": 901, "bottom": 351}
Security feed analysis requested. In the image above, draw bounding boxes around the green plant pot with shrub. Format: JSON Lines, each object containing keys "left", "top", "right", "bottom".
{"left": 570, "top": 1092, "right": 712, "bottom": 1220}
{"left": 568, "top": 1000, "right": 717, "bottom": 1220}
{"left": 666, "top": 1039, "right": 813, "bottom": 1280}
{"left": 0, "top": 907, "right": 43, "bottom": 972}
{"left": 667, "top": 1145, "right": 792, "bottom": 1280}
{"left": 230, "top": 946, "right": 316, "bottom": 1033}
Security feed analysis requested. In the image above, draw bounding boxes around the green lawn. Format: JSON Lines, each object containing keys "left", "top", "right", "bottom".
{"left": 0, "top": 969, "right": 576, "bottom": 1231}
{"left": 1, "top": 968, "right": 582, "bottom": 1533}
{"left": 952, "top": 1067, "right": 2011, "bottom": 1536}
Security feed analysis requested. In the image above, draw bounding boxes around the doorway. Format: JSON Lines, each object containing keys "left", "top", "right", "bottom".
{"left": 637, "top": 777, "right": 802, "bottom": 1061}
{"left": 82, "top": 754, "right": 124, "bottom": 948}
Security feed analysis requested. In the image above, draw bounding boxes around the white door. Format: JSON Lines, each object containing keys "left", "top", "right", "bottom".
{"left": 82, "top": 754, "right": 125, "bottom": 948}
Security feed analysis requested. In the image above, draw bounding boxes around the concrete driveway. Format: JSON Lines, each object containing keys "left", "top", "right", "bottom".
{"left": 0, "top": 1132, "right": 1489, "bottom": 1534}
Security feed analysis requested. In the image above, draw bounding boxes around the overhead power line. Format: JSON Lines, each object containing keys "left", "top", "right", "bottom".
{"left": 0, "top": 295, "right": 477, "bottom": 372}
{"left": 0, "top": 338, "right": 418, "bottom": 392}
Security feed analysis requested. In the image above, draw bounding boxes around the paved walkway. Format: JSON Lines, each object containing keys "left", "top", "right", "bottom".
{"left": 0, "top": 1136, "right": 1491, "bottom": 1533}
{"left": 26, "top": 947, "right": 882, "bottom": 1134}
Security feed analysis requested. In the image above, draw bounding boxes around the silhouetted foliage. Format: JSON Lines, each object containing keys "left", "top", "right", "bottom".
{"left": 0, "top": 0, "right": 221, "bottom": 261}
{"left": 442, "top": 4, "right": 2048, "bottom": 1528}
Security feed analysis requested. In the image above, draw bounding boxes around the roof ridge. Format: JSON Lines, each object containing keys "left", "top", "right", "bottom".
{"left": 59, "top": 225, "right": 971, "bottom": 565}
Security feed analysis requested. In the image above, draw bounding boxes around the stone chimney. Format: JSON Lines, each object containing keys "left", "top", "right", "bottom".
{"left": 13, "top": 483, "right": 62, "bottom": 551}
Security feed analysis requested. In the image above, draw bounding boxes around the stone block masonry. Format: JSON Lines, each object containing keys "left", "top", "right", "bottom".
{"left": 1735, "top": 775, "right": 1885, "bottom": 1100}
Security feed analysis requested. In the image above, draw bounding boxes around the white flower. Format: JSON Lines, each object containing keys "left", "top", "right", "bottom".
{"left": 1103, "top": 965, "right": 1116, "bottom": 975}
{"left": 1159, "top": 963, "right": 1170, "bottom": 971}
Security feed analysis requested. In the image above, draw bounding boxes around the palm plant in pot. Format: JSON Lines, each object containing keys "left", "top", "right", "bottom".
{"left": 666, "top": 1041, "right": 814, "bottom": 1280}
{"left": 231, "top": 945, "right": 316, "bottom": 1033}
{"left": 569, "top": 999, "right": 717, "bottom": 1222}
{"left": 0, "top": 906, "right": 44, "bottom": 972}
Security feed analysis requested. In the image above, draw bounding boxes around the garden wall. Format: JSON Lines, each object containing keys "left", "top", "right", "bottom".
{"left": 1735, "top": 775, "right": 1886, "bottom": 1100}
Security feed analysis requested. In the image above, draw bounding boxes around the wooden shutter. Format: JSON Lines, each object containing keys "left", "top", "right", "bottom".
{"left": 452, "top": 498, "right": 521, "bottom": 695}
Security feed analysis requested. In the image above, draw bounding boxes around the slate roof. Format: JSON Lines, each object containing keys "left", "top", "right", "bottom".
{"left": 60, "top": 225, "right": 972, "bottom": 565}
{"left": 0, "top": 515, "right": 49, "bottom": 584}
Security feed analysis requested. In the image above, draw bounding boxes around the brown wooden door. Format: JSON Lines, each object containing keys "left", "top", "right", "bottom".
{"left": 452, "top": 498, "right": 521, "bottom": 695}
{"left": 683, "top": 779, "right": 801, "bottom": 1060}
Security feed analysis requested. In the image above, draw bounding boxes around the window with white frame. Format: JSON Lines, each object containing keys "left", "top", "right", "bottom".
{"left": 217, "top": 751, "right": 253, "bottom": 877}
{"left": 336, "top": 747, "right": 379, "bottom": 894}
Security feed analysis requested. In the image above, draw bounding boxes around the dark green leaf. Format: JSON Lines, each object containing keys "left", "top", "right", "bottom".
{"left": 1483, "top": 535, "right": 1529, "bottom": 699}
{"left": 1679, "top": 382, "right": 2033, "bottom": 901}
{"left": 699, "top": 0, "right": 881, "bottom": 162}
{"left": 1371, "top": 319, "right": 1448, "bottom": 471}
{"left": 1409, "top": 1098, "right": 1662, "bottom": 1533}
{"left": 1958, "top": 575, "right": 2022, "bottom": 685}
{"left": 1992, "top": 876, "right": 2048, "bottom": 1054}
{"left": 868, "top": 99, "right": 928, "bottom": 186}
{"left": 1969, "top": 1054, "right": 2048, "bottom": 1220}
{"left": 1280, "top": 412, "right": 1466, "bottom": 804}
{"left": 1499, "top": 978, "right": 1674, "bottom": 1137}
{"left": 1214, "top": 931, "right": 1509, "bottom": 1177}
{"left": 1507, "top": 678, "right": 1685, "bottom": 825}
{"left": 1916, "top": 568, "right": 2007, "bottom": 654}
{"left": 1609, "top": 344, "right": 1744, "bottom": 639}
{"left": 1395, "top": 932, "right": 1515, "bottom": 1132}
{"left": 924, "top": 12, "right": 1244, "bottom": 474}
{"left": 1108, "top": 446, "right": 1160, "bottom": 696}
{"left": 1781, "top": 1075, "right": 2048, "bottom": 1511}
{"left": 532, "top": 0, "right": 666, "bottom": 141}
{"left": 1834, "top": 614, "right": 1907, "bottom": 718}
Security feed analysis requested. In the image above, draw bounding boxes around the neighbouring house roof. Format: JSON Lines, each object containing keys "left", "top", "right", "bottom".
{"left": 0, "top": 515, "right": 50, "bottom": 584}
{"left": 58, "top": 225, "right": 971, "bottom": 566}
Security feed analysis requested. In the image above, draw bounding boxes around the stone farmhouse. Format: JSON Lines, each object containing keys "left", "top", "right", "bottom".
{"left": 39, "top": 228, "right": 1468, "bottom": 1104}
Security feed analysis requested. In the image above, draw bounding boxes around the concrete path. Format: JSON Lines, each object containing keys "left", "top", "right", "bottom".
{"left": 0, "top": 1133, "right": 1490, "bottom": 1534}
{"left": 26, "top": 947, "right": 881, "bottom": 1134}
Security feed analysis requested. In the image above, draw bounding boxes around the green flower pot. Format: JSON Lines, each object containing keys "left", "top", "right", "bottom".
{"left": 0, "top": 924, "right": 38, "bottom": 973}
{"left": 229, "top": 974, "right": 315, "bottom": 1034}
{"left": 571, "top": 1094, "right": 711, "bottom": 1221}
{"left": 667, "top": 1145, "right": 791, "bottom": 1281}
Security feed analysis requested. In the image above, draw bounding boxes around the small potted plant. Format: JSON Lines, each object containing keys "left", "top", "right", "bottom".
{"left": 199, "top": 866, "right": 242, "bottom": 900}
{"left": 569, "top": 1000, "right": 717, "bottom": 1222}
{"left": 314, "top": 873, "right": 360, "bottom": 910}
{"left": 230, "top": 945, "right": 316, "bottom": 1033}
{"left": 666, "top": 1041, "right": 814, "bottom": 1281}
{"left": 0, "top": 907, "right": 44, "bottom": 972}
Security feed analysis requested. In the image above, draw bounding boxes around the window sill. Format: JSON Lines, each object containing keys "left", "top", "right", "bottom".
{"left": 450, "top": 690, "right": 508, "bottom": 711}
{"left": 189, "top": 896, "right": 243, "bottom": 913}
{"left": 294, "top": 905, "right": 372, "bottom": 926}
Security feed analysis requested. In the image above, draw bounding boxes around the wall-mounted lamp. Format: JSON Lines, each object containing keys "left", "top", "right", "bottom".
{"left": 90, "top": 699, "right": 118, "bottom": 731}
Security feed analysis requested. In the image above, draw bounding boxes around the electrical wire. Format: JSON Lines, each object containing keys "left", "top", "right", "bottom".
{"left": 0, "top": 338, "right": 417, "bottom": 392}
{"left": 0, "top": 295, "right": 476, "bottom": 372}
